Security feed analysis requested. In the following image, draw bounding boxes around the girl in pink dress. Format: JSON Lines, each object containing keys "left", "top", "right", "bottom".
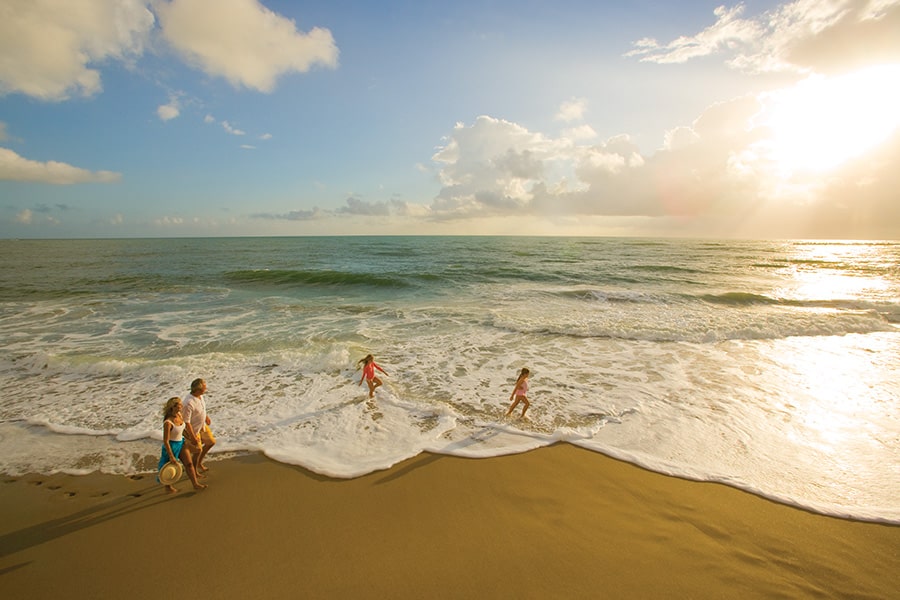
{"left": 506, "top": 367, "right": 531, "bottom": 418}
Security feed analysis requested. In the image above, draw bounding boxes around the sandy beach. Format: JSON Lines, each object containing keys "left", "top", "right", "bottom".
{"left": 1, "top": 444, "right": 897, "bottom": 599}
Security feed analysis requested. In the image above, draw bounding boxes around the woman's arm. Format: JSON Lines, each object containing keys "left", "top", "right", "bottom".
{"left": 163, "top": 421, "right": 177, "bottom": 463}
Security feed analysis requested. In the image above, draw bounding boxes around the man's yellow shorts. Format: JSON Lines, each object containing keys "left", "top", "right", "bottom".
{"left": 199, "top": 425, "right": 216, "bottom": 446}
{"left": 188, "top": 425, "right": 215, "bottom": 449}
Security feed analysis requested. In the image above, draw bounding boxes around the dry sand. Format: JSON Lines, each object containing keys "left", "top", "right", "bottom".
{"left": 1, "top": 444, "right": 897, "bottom": 599}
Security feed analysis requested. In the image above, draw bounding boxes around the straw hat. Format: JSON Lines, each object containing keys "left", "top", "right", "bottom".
{"left": 158, "top": 461, "right": 183, "bottom": 485}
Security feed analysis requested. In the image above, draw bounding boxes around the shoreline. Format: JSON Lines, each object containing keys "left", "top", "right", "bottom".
{"left": 1, "top": 444, "right": 898, "bottom": 599}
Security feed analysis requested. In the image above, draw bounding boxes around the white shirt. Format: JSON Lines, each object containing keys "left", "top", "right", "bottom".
{"left": 182, "top": 392, "right": 207, "bottom": 437}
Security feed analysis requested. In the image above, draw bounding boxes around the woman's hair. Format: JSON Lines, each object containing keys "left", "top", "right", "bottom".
{"left": 357, "top": 354, "right": 374, "bottom": 369}
{"left": 517, "top": 367, "right": 530, "bottom": 379}
{"left": 163, "top": 397, "right": 182, "bottom": 419}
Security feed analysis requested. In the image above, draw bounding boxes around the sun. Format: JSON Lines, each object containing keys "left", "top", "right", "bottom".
{"left": 753, "top": 64, "right": 900, "bottom": 175}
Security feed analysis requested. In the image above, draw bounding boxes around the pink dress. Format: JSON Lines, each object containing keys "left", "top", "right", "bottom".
{"left": 514, "top": 379, "right": 528, "bottom": 397}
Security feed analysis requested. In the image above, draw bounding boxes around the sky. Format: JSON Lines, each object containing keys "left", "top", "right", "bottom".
{"left": 1, "top": 0, "right": 899, "bottom": 239}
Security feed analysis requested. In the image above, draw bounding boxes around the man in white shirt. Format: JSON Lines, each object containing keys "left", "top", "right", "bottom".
{"left": 183, "top": 378, "right": 216, "bottom": 473}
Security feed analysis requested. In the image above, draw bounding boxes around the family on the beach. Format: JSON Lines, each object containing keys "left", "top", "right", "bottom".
{"left": 157, "top": 359, "right": 531, "bottom": 493}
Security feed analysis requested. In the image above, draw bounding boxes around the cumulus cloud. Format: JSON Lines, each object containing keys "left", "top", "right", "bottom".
{"left": 430, "top": 116, "right": 566, "bottom": 218}
{"left": 0, "top": 148, "right": 122, "bottom": 184}
{"left": 626, "top": 0, "right": 900, "bottom": 75}
{"left": 15, "top": 209, "right": 32, "bottom": 224}
{"left": 555, "top": 97, "right": 588, "bottom": 122}
{"left": 155, "top": 0, "right": 339, "bottom": 92}
{"left": 157, "top": 96, "right": 181, "bottom": 121}
{"left": 222, "top": 121, "right": 246, "bottom": 135}
{"left": 252, "top": 195, "right": 426, "bottom": 223}
{"left": 0, "top": 0, "right": 155, "bottom": 101}
{"left": 0, "top": 1, "right": 339, "bottom": 101}
{"left": 14, "top": 208, "right": 60, "bottom": 226}
{"left": 337, "top": 196, "right": 393, "bottom": 217}
{"left": 427, "top": 88, "right": 900, "bottom": 238}
{"left": 252, "top": 207, "right": 326, "bottom": 221}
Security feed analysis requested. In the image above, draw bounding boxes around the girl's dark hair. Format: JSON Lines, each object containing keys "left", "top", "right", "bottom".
{"left": 518, "top": 367, "right": 530, "bottom": 378}
{"left": 357, "top": 354, "right": 374, "bottom": 368}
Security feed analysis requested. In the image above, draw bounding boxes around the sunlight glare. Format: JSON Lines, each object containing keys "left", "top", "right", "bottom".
{"left": 782, "top": 243, "right": 891, "bottom": 302}
{"left": 755, "top": 65, "right": 900, "bottom": 175}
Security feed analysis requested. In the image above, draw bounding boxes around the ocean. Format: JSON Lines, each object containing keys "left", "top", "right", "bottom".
{"left": 0, "top": 236, "right": 897, "bottom": 523}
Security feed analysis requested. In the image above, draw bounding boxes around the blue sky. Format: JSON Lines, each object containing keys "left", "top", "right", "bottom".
{"left": 2, "top": 0, "right": 899, "bottom": 238}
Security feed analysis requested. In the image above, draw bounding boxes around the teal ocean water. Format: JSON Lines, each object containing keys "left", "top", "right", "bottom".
{"left": 0, "top": 236, "right": 898, "bottom": 522}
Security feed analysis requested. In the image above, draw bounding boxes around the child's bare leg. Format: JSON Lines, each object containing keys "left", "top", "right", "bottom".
{"left": 165, "top": 484, "right": 178, "bottom": 494}
{"left": 521, "top": 398, "right": 530, "bottom": 417}
{"left": 505, "top": 399, "right": 520, "bottom": 416}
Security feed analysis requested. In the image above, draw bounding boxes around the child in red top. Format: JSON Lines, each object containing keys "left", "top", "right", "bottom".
{"left": 357, "top": 354, "right": 388, "bottom": 398}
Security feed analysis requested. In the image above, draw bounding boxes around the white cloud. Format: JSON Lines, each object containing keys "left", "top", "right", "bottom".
{"left": 15, "top": 209, "right": 32, "bottom": 224}
{"left": 431, "top": 116, "right": 577, "bottom": 218}
{"left": 626, "top": 0, "right": 900, "bottom": 75}
{"left": 157, "top": 97, "right": 181, "bottom": 121}
{"left": 0, "top": 0, "right": 155, "bottom": 101}
{"left": 155, "top": 216, "right": 185, "bottom": 226}
{"left": 222, "top": 121, "right": 246, "bottom": 135}
{"left": 259, "top": 133, "right": 272, "bottom": 140}
{"left": 555, "top": 97, "right": 588, "bottom": 122}
{"left": 428, "top": 89, "right": 900, "bottom": 238}
{"left": 0, "top": 147, "right": 122, "bottom": 184}
{"left": 338, "top": 196, "right": 393, "bottom": 217}
{"left": 0, "top": 1, "right": 339, "bottom": 101}
{"left": 204, "top": 114, "right": 216, "bottom": 124}
{"left": 562, "top": 125, "right": 597, "bottom": 142}
{"left": 155, "top": 0, "right": 339, "bottom": 92}
{"left": 625, "top": 4, "right": 760, "bottom": 65}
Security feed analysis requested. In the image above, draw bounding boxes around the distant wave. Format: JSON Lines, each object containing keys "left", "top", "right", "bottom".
{"left": 225, "top": 269, "right": 412, "bottom": 289}
{"left": 0, "top": 274, "right": 190, "bottom": 301}
{"left": 490, "top": 316, "right": 892, "bottom": 343}
{"left": 631, "top": 264, "right": 704, "bottom": 275}
{"left": 554, "top": 289, "right": 660, "bottom": 304}
{"left": 700, "top": 292, "right": 779, "bottom": 306}
{"left": 700, "top": 292, "right": 899, "bottom": 321}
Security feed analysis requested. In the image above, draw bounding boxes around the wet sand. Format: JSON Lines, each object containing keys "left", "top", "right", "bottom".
{"left": 1, "top": 444, "right": 897, "bottom": 599}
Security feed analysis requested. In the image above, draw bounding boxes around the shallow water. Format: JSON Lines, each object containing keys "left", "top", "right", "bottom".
{"left": 0, "top": 236, "right": 897, "bottom": 522}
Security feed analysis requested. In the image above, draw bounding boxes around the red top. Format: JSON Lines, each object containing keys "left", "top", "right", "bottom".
{"left": 363, "top": 362, "right": 383, "bottom": 379}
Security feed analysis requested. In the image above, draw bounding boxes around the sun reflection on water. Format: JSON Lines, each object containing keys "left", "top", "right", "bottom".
{"left": 778, "top": 242, "right": 893, "bottom": 304}
{"left": 773, "top": 335, "right": 893, "bottom": 461}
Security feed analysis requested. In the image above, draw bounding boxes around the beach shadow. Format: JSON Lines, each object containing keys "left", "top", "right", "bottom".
{"left": 374, "top": 453, "right": 443, "bottom": 485}
{"left": 0, "top": 561, "right": 32, "bottom": 575}
{"left": 0, "top": 483, "right": 198, "bottom": 558}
